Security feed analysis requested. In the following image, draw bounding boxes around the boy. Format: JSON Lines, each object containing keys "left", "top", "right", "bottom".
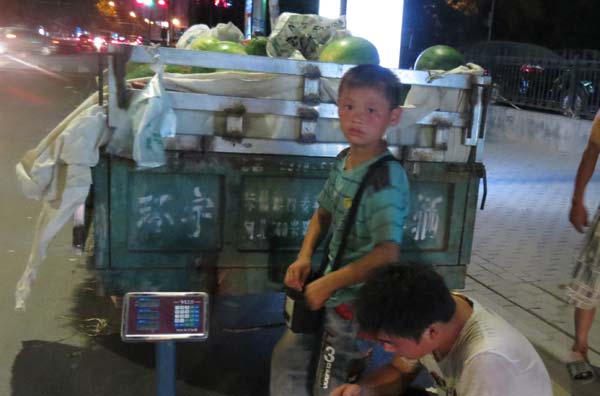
{"left": 565, "top": 108, "right": 600, "bottom": 381}
{"left": 331, "top": 265, "right": 552, "bottom": 396}
{"left": 270, "top": 64, "right": 410, "bottom": 396}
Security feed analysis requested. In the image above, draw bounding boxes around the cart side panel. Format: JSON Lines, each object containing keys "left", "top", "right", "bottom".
{"left": 93, "top": 155, "right": 479, "bottom": 294}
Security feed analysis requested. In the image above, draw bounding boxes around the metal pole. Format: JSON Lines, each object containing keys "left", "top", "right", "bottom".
{"left": 156, "top": 341, "right": 176, "bottom": 396}
{"left": 487, "top": 0, "right": 496, "bottom": 42}
{"left": 97, "top": 52, "right": 104, "bottom": 106}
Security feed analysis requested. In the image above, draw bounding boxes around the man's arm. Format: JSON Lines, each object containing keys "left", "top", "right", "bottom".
{"left": 304, "top": 241, "right": 399, "bottom": 309}
{"left": 284, "top": 207, "right": 332, "bottom": 291}
{"left": 330, "top": 355, "right": 419, "bottom": 396}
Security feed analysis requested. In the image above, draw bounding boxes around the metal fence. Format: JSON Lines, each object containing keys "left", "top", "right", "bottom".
{"left": 478, "top": 56, "right": 600, "bottom": 120}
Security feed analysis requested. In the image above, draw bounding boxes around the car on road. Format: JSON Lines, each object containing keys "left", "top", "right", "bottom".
{"left": 126, "top": 35, "right": 144, "bottom": 46}
{"left": 50, "top": 33, "right": 80, "bottom": 54}
{"left": 76, "top": 33, "right": 95, "bottom": 52}
{"left": 0, "top": 26, "right": 58, "bottom": 56}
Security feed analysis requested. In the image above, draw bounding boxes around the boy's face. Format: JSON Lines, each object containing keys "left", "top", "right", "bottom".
{"left": 337, "top": 86, "right": 402, "bottom": 150}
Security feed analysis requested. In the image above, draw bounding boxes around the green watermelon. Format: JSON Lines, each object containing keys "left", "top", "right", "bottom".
{"left": 125, "top": 63, "right": 195, "bottom": 78}
{"left": 189, "top": 36, "right": 220, "bottom": 51}
{"left": 245, "top": 37, "right": 268, "bottom": 56}
{"left": 189, "top": 40, "right": 248, "bottom": 73}
{"left": 414, "top": 45, "right": 464, "bottom": 71}
{"left": 126, "top": 63, "right": 153, "bottom": 79}
{"left": 204, "top": 40, "right": 247, "bottom": 55}
{"left": 165, "top": 65, "right": 193, "bottom": 74}
{"left": 319, "top": 37, "right": 380, "bottom": 65}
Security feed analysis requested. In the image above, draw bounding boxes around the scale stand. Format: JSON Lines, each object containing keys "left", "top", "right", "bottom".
{"left": 121, "top": 292, "right": 209, "bottom": 396}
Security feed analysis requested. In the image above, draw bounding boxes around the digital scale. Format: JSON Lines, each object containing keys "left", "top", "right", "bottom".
{"left": 121, "top": 292, "right": 209, "bottom": 396}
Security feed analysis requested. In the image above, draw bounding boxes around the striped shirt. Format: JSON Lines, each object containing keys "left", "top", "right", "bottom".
{"left": 318, "top": 149, "right": 410, "bottom": 306}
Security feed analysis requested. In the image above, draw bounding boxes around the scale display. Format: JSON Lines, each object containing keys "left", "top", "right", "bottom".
{"left": 121, "top": 292, "right": 209, "bottom": 341}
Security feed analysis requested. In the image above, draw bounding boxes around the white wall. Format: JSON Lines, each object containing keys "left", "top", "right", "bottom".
{"left": 345, "top": 0, "right": 404, "bottom": 68}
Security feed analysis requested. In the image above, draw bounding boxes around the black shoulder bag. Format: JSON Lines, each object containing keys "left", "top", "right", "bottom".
{"left": 284, "top": 154, "right": 398, "bottom": 333}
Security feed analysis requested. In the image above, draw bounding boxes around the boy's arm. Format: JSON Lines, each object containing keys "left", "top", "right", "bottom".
{"left": 304, "top": 241, "right": 399, "bottom": 309}
{"left": 284, "top": 207, "right": 332, "bottom": 291}
{"left": 330, "top": 355, "right": 419, "bottom": 396}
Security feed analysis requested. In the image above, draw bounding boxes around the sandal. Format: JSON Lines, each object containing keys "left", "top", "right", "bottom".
{"left": 566, "top": 356, "right": 596, "bottom": 384}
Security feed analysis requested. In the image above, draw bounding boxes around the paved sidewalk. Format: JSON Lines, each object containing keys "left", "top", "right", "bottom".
{"left": 463, "top": 139, "right": 600, "bottom": 394}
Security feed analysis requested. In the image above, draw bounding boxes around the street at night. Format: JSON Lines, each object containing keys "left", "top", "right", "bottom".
{"left": 1, "top": 1, "right": 600, "bottom": 396}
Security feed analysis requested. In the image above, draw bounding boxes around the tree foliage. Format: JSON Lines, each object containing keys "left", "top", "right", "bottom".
{"left": 96, "top": 0, "right": 117, "bottom": 18}
{"left": 444, "top": 0, "right": 480, "bottom": 16}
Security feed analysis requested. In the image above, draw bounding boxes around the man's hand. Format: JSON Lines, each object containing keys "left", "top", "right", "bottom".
{"left": 303, "top": 276, "right": 334, "bottom": 310}
{"left": 570, "top": 201, "right": 589, "bottom": 233}
{"left": 284, "top": 257, "right": 311, "bottom": 291}
{"left": 330, "top": 383, "right": 362, "bottom": 396}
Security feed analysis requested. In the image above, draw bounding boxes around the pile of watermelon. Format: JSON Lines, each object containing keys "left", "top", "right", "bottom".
{"left": 126, "top": 36, "right": 269, "bottom": 78}
{"left": 127, "top": 28, "right": 383, "bottom": 79}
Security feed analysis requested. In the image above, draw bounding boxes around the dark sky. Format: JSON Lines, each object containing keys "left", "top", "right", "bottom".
{"left": 2, "top": 0, "right": 599, "bottom": 52}
{"left": 403, "top": 0, "right": 600, "bottom": 50}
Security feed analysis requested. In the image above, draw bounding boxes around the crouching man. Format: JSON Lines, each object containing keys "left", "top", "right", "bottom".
{"left": 331, "top": 265, "right": 552, "bottom": 396}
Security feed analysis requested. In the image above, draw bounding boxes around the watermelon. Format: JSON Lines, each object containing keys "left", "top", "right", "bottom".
{"left": 189, "top": 36, "right": 220, "bottom": 51}
{"left": 126, "top": 63, "right": 153, "bottom": 79}
{"left": 319, "top": 37, "right": 380, "bottom": 65}
{"left": 414, "top": 45, "right": 464, "bottom": 71}
{"left": 204, "top": 40, "right": 247, "bottom": 55}
{"left": 245, "top": 37, "right": 268, "bottom": 56}
{"left": 125, "top": 64, "right": 194, "bottom": 78}
{"left": 165, "top": 65, "right": 193, "bottom": 74}
{"left": 189, "top": 40, "right": 248, "bottom": 73}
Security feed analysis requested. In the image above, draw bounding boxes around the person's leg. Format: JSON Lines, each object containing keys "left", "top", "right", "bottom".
{"left": 574, "top": 307, "right": 596, "bottom": 358}
{"left": 313, "top": 307, "right": 373, "bottom": 396}
{"left": 567, "top": 208, "right": 600, "bottom": 362}
{"left": 270, "top": 329, "right": 319, "bottom": 396}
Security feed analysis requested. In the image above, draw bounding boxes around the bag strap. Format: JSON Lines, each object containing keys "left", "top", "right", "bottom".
{"left": 317, "top": 154, "right": 398, "bottom": 276}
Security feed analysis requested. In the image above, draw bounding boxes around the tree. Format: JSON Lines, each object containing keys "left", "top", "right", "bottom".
{"left": 96, "top": 0, "right": 117, "bottom": 19}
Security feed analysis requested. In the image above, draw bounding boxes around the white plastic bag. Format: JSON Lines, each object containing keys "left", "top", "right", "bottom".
{"left": 267, "top": 12, "right": 346, "bottom": 60}
{"left": 106, "top": 49, "right": 176, "bottom": 168}
{"left": 209, "top": 22, "right": 245, "bottom": 43}
{"left": 130, "top": 67, "right": 176, "bottom": 168}
{"left": 176, "top": 24, "right": 210, "bottom": 49}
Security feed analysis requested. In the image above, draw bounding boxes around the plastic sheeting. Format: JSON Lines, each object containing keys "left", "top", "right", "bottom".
{"left": 15, "top": 64, "right": 176, "bottom": 310}
{"left": 14, "top": 93, "right": 111, "bottom": 310}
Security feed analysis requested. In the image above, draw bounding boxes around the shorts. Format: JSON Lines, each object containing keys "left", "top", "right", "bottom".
{"left": 566, "top": 207, "right": 600, "bottom": 309}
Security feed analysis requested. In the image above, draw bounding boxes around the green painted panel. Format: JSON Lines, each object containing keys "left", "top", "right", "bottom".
{"left": 94, "top": 153, "right": 481, "bottom": 292}
{"left": 238, "top": 176, "right": 322, "bottom": 250}
{"left": 403, "top": 182, "right": 452, "bottom": 250}
{"left": 126, "top": 172, "right": 221, "bottom": 251}
{"left": 92, "top": 156, "right": 110, "bottom": 269}
{"left": 400, "top": 161, "right": 469, "bottom": 266}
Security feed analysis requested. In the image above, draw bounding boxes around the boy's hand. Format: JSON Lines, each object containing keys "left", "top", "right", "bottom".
{"left": 284, "top": 258, "right": 311, "bottom": 291}
{"left": 570, "top": 201, "right": 589, "bottom": 233}
{"left": 330, "top": 384, "right": 362, "bottom": 396}
{"left": 304, "top": 276, "right": 334, "bottom": 310}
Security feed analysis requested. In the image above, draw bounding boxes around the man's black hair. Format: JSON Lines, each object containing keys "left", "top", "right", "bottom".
{"left": 338, "top": 64, "right": 402, "bottom": 109}
{"left": 356, "top": 264, "right": 457, "bottom": 341}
